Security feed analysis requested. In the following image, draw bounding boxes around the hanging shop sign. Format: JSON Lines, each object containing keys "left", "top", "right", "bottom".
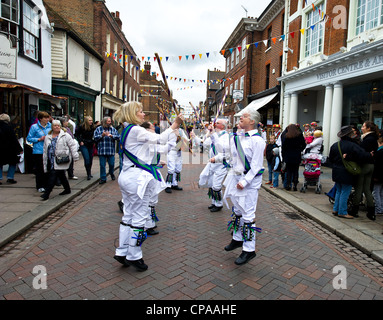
{"left": 0, "top": 34, "right": 17, "bottom": 79}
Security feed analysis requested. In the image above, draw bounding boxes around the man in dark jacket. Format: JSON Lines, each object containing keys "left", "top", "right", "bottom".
{"left": 329, "top": 125, "right": 373, "bottom": 219}
{"left": 0, "top": 114, "right": 23, "bottom": 184}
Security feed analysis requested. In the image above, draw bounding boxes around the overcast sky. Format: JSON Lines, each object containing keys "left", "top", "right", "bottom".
{"left": 105, "top": 0, "right": 272, "bottom": 108}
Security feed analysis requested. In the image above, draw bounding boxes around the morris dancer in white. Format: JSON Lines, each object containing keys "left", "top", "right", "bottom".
{"left": 112, "top": 101, "right": 183, "bottom": 271}
{"left": 192, "top": 119, "right": 230, "bottom": 212}
{"left": 211, "top": 106, "right": 265, "bottom": 265}
{"left": 141, "top": 121, "right": 175, "bottom": 236}
{"left": 165, "top": 128, "right": 189, "bottom": 193}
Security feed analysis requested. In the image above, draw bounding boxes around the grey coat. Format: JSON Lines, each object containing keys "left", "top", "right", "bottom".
{"left": 43, "top": 130, "right": 79, "bottom": 172}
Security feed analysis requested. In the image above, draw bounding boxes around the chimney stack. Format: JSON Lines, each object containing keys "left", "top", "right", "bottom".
{"left": 114, "top": 11, "right": 122, "bottom": 29}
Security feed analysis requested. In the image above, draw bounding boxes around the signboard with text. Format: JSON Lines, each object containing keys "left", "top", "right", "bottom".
{"left": 0, "top": 34, "right": 17, "bottom": 79}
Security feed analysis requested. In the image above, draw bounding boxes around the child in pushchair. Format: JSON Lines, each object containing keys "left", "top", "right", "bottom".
{"left": 300, "top": 130, "right": 324, "bottom": 193}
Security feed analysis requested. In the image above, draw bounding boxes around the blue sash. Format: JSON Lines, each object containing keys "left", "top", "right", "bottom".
{"left": 120, "top": 124, "right": 162, "bottom": 181}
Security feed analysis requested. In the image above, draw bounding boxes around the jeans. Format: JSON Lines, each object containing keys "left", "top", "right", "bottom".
{"left": 0, "top": 164, "right": 16, "bottom": 180}
{"left": 99, "top": 155, "right": 115, "bottom": 181}
{"left": 267, "top": 161, "right": 273, "bottom": 182}
{"left": 273, "top": 171, "right": 280, "bottom": 187}
{"left": 80, "top": 145, "right": 94, "bottom": 168}
{"left": 333, "top": 182, "right": 352, "bottom": 216}
{"left": 373, "top": 183, "right": 383, "bottom": 214}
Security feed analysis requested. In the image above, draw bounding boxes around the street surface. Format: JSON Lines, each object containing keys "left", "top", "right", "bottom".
{"left": 1, "top": 163, "right": 383, "bottom": 304}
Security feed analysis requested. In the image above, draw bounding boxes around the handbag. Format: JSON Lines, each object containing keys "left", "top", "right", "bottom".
{"left": 337, "top": 142, "right": 361, "bottom": 176}
{"left": 56, "top": 154, "right": 70, "bottom": 164}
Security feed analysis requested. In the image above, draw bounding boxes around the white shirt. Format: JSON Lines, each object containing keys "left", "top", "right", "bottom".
{"left": 216, "top": 129, "right": 266, "bottom": 188}
{"left": 122, "top": 124, "right": 175, "bottom": 170}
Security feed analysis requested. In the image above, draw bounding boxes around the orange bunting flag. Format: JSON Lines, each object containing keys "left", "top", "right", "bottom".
{"left": 221, "top": 49, "right": 225, "bottom": 55}
{"left": 179, "top": 56, "right": 182, "bottom": 61}
{"left": 272, "top": 37, "right": 277, "bottom": 44}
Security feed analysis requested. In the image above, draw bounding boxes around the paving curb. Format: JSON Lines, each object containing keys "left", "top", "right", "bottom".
{"left": 0, "top": 176, "right": 101, "bottom": 248}
{"left": 262, "top": 185, "right": 383, "bottom": 265}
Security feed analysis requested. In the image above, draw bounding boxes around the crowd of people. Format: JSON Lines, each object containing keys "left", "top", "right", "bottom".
{"left": 1, "top": 107, "right": 383, "bottom": 271}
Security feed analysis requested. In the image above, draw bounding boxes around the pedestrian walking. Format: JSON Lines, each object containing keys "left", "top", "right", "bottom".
{"left": 76, "top": 116, "right": 95, "bottom": 180}
{"left": 27, "top": 111, "right": 52, "bottom": 192}
{"left": 211, "top": 105, "right": 265, "bottom": 265}
{"left": 41, "top": 120, "right": 79, "bottom": 200}
{"left": 60, "top": 117, "right": 78, "bottom": 180}
{"left": 93, "top": 116, "right": 120, "bottom": 184}
{"left": 112, "top": 101, "right": 183, "bottom": 271}
{"left": 0, "top": 114, "right": 23, "bottom": 184}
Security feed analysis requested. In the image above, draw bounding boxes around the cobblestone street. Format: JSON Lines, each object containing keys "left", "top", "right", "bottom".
{"left": 1, "top": 163, "right": 383, "bottom": 304}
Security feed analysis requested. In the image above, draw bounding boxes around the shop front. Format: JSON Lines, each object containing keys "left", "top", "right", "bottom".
{"left": 280, "top": 39, "right": 383, "bottom": 156}
{"left": 52, "top": 79, "right": 99, "bottom": 125}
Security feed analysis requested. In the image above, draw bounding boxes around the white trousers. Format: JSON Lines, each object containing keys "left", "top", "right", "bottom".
{"left": 225, "top": 175, "right": 260, "bottom": 252}
{"left": 210, "top": 164, "right": 227, "bottom": 207}
{"left": 167, "top": 151, "right": 182, "bottom": 187}
{"left": 115, "top": 169, "right": 156, "bottom": 261}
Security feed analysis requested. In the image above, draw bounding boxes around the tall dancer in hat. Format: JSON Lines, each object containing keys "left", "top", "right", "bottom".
{"left": 211, "top": 106, "right": 266, "bottom": 265}
{"left": 112, "top": 101, "right": 183, "bottom": 271}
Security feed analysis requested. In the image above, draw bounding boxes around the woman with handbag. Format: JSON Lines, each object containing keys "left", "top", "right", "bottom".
{"left": 329, "top": 126, "right": 373, "bottom": 219}
{"left": 41, "top": 120, "right": 79, "bottom": 201}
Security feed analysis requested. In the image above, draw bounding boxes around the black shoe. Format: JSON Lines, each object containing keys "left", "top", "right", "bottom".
{"left": 40, "top": 194, "right": 49, "bottom": 201}
{"left": 111, "top": 174, "right": 116, "bottom": 181}
{"left": 87, "top": 175, "right": 92, "bottom": 180}
{"left": 367, "top": 206, "right": 376, "bottom": 221}
{"left": 210, "top": 206, "right": 223, "bottom": 212}
{"left": 6, "top": 179, "right": 17, "bottom": 184}
{"left": 171, "top": 186, "right": 183, "bottom": 191}
{"left": 126, "top": 258, "right": 148, "bottom": 271}
{"left": 293, "top": 186, "right": 297, "bottom": 191}
{"left": 234, "top": 251, "right": 256, "bottom": 265}
{"left": 113, "top": 255, "right": 130, "bottom": 267}
{"left": 99, "top": 180, "right": 106, "bottom": 185}
{"left": 165, "top": 187, "right": 172, "bottom": 193}
{"left": 224, "top": 239, "right": 243, "bottom": 251}
{"left": 146, "top": 228, "right": 159, "bottom": 236}
{"left": 59, "top": 190, "right": 71, "bottom": 196}
{"left": 284, "top": 187, "right": 291, "bottom": 191}
{"left": 118, "top": 200, "right": 124, "bottom": 213}
{"left": 208, "top": 204, "right": 216, "bottom": 210}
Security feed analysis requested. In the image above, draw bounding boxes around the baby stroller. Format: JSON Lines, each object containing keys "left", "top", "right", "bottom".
{"left": 300, "top": 158, "right": 322, "bottom": 194}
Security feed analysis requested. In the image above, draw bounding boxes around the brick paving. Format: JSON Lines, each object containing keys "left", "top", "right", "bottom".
{"left": 1, "top": 163, "right": 383, "bottom": 301}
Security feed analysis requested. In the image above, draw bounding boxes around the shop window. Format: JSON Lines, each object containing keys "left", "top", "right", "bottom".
{"left": 356, "top": 0, "right": 383, "bottom": 35}
{"left": 22, "top": 0, "right": 41, "bottom": 62}
{"left": 267, "top": 27, "right": 272, "bottom": 48}
{"left": 305, "top": 3, "right": 324, "bottom": 57}
{"left": 84, "top": 53, "right": 90, "bottom": 84}
{"left": 0, "top": 0, "right": 18, "bottom": 47}
{"left": 241, "top": 37, "right": 246, "bottom": 60}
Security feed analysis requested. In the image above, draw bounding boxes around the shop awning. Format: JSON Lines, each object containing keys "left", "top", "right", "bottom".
{"left": 0, "top": 83, "right": 67, "bottom": 101}
{"left": 234, "top": 92, "right": 278, "bottom": 117}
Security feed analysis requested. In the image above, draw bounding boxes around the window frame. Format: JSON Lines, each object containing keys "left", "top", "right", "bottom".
{"left": 304, "top": 2, "right": 324, "bottom": 58}
{"left": 356, "top": 0, "right": 383, "bottom": 35}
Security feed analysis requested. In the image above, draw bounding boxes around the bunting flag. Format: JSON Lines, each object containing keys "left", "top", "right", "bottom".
{"left": 104, "top": 3, "right": 332, "bottom": 65}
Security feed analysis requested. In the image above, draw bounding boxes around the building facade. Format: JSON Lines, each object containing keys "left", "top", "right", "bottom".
{"left": 45, "top": 3, "right": 103, "bottom": 124}
{"left": 140, "top": 62, "right": 173, "bottom": 124}
{"left": 0, "top": 0, "right": 59, "bottom": 139}
{"left": 44, "top": 0, "right": 141, "bottom": 122}
{"left": 279, "top": 0, "right": 383, "bottom": 155}
{"left": 220, "top": 0, "right": 285, "bottom": 133}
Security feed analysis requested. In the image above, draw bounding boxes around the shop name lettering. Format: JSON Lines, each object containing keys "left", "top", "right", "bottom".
{"left": 317, "top": 55, "right": 383, "bottom": 80}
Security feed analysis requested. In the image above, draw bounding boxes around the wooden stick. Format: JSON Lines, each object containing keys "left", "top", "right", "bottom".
{"left": 154, "top": 53, "right": 188, "bottom": 134}
{"left": 155, "top": 103, "right": 171, "bottom": 125}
